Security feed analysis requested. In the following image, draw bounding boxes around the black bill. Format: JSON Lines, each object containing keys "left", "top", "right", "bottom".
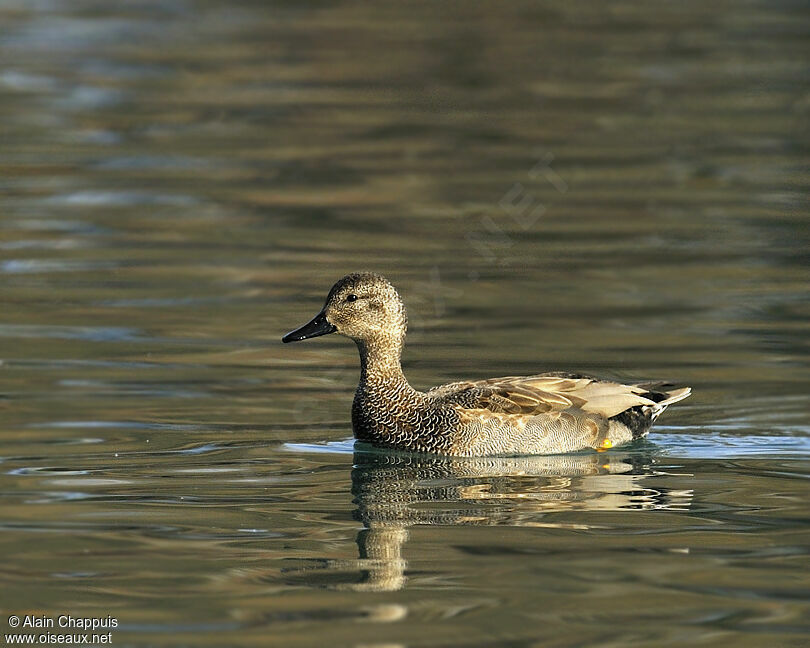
{"left": 282, "top": 311, "right": 336, "bottom": 343}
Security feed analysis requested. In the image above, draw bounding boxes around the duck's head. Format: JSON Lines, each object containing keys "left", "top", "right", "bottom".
{"left": 282, "top": 273, "right": 407, "bottom": 346}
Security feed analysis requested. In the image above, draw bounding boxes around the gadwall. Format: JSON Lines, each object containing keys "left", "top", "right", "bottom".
{"left": 282, "top": 273, "right": 691, "bottom": 456}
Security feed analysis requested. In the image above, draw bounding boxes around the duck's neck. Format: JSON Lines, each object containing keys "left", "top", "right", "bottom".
{"left": 356, "top": 336, "right": 415, "bottom": 395}
{"left": 352, "top": 336, "right": 447, "bottom": 451}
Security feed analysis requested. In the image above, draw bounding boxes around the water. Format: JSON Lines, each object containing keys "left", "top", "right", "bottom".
{"left": 1, "top": 1, "right": 809, "bottom": 646}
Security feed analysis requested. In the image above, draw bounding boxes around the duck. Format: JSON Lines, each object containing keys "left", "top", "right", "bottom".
{"left": 282, "top": 273, "right": 691, "bottom": 457}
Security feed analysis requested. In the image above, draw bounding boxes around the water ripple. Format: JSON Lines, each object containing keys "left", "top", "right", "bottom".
{"left": 44, "top": 190, "right": 197, "bottom": 207}
{"left": 0, "top": 324, "right": 140, "bottom": 341}
{"left": 1, "top": 259, "right": 116, "bottom": 273}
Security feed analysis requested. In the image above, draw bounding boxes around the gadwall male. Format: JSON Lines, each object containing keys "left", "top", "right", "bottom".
{"left": 282, "top": 273, "right": 691, "bottom": 456}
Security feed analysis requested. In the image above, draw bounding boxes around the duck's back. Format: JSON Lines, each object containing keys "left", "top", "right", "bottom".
{"left": 428, "top": 373, "right": 690, "bottom": 456}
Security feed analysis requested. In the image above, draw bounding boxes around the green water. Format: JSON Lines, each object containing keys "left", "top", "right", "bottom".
{"left": 1, "top": 1, "right": 809, "bottom": 646}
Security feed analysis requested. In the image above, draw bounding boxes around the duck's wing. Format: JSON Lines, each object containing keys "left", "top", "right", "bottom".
{"left": 430, "top": 373, "right": 690, "bottom": 419}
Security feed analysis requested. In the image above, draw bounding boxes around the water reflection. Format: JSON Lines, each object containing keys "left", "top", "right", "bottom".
{"left": 290, "top": 449, "right": 693, "bottom": 592}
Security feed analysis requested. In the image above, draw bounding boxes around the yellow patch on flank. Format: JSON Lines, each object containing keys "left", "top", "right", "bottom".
{"left": 596, "top": 438, "right": 613, "bottom": 451}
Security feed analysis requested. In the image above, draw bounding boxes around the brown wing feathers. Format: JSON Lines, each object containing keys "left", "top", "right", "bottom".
{"left": 439, "top": 374, "right": 663, "bottom": 420}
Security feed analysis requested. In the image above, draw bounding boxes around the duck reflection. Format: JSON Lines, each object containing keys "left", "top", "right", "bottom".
{"left": 298, "top": 448, "right": 692, "bottom": 592}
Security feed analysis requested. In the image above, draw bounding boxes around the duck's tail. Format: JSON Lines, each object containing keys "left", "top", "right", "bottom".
{"left": 617, "top": 383, "right": 691, "bottom": 440}
{"left": 646, "top": 385, "right": 691, "bottom": 421}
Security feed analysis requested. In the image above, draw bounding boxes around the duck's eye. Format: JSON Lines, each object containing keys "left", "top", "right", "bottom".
{"left": 345, "top": 294, "right": 358, "bottom": 303}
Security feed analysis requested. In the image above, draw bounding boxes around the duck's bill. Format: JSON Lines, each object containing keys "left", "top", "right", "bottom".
{"left": 282, "top": 311, "right": 337, "bottom": 343}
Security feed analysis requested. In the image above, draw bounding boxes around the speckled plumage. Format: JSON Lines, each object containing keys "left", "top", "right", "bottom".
{"left": 283, "top": 273, "right": 691, "bottom": 456}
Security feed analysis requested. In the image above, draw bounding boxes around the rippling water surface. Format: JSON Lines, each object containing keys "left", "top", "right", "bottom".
{"left": 1, "top": 1, "right": 809, "bottom": 646}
